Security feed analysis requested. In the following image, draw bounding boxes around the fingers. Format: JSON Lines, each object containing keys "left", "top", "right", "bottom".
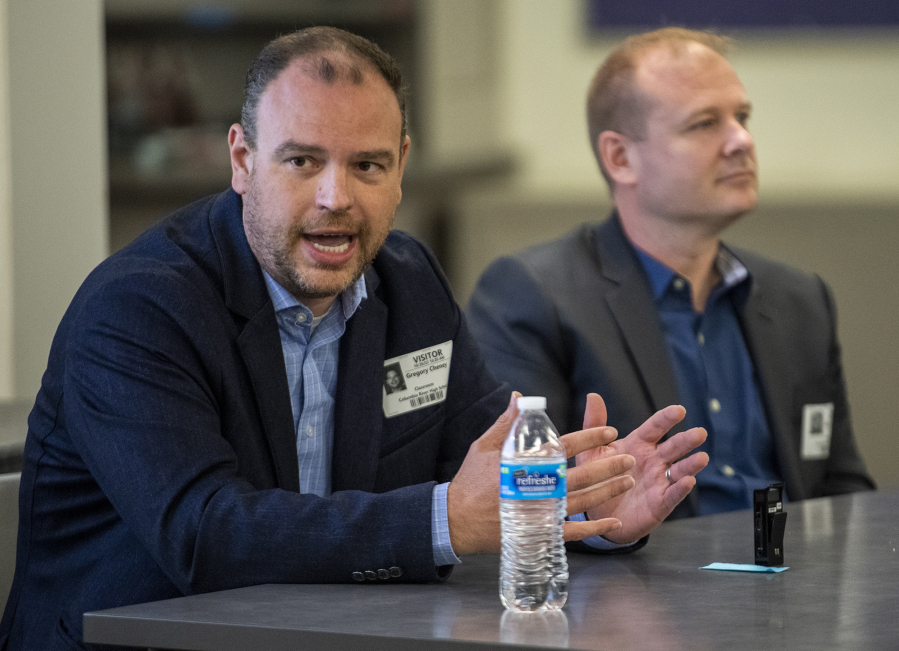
{"left": 567, "top": 473, "right": 635, "bottom": 516}
{"left": 628, "top": 404, "right": 687, "bottom": 446}
{"left": 477, "top": 392, "right": 521, "bottom": 451}
{"left": 567, "top": 453, "right": 634, "bottom": 493}
{"left": 665, "top": 450, "right": 709, "bottom": 484}
{"left": 563, "top": 517, "right": 622, "bottom": 542}
{"left": 656, "top": 426, "right": 708, "bottom": 465}
{"left": 560, "top": 425, "right": 618, "bottom": 459}
{"left": 660, "top": 474, "right": 698, "bottom": 514}
{"left": 582, "top": 392, "right": 608, "bottom": 429}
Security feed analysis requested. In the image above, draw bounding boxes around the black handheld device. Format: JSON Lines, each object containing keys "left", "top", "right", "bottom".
{"left": 754, "top": 483, "right": 787, "bottom": 566}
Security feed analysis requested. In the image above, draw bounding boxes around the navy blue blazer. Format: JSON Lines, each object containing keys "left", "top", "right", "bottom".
{"left": 1, "top": 190, "right": 508, "bottom": 650}
{"left": 468, "top": 215, "right": 874, "bottom": 520}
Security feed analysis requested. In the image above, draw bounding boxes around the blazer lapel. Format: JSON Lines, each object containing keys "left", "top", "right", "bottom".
{"left": 212, "top": 191, "right": 299, "bottom": 492}
{"left": 590, "top": 216, "right": 696, "bottom": 517}
{"left": 235, "top": 314, "right": 299, "bottom": 492}
{"left": 331, "top": 268, "right": 388, "bottom": 493}
{"left": 737, "top": 267, "right": 805, "bottom": 497}
{"left": 595, "top": 217, "right": 682, "bottom": 416}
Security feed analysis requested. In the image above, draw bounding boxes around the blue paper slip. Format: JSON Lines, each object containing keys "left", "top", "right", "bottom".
{"left": 701, "top": 562, "right": 789, "bottom": 573}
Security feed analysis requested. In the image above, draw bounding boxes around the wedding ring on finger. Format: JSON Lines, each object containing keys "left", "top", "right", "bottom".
{"left": 665, "top": 467, "right": 676, "bottom": 484}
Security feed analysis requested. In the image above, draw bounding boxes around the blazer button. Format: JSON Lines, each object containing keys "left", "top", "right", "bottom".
{"left": 352, "top": 572, "right": 365, "bottom": 582}
{"left": 377, "top": 569, "right": 390, "bottom": 580}
{"left": 364, "top": 570, "right": 377, "bottom": 581}
{"left": 389, "top": 566, "right": 403, "bottom": 578}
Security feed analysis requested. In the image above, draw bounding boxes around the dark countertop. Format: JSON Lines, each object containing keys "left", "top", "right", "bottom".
{"left": 85, "top": 489, "right": 899, "bottom": 650}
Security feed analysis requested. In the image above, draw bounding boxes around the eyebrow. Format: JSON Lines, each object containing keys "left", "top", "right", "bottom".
{"left": 272, "top": 140, "right": 397, "bottom": 167}
{"left": 685, "top": 101, "right": 753, "bottom": 122}
{"left": 272, "top": 141, "right": 325, "bottom": 160}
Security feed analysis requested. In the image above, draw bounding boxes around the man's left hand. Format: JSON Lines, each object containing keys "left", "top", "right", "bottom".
{"left": 578, "top": 393, "right": 709, "bottom": 543}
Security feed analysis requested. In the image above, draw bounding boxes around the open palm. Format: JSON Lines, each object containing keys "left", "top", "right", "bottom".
{"left": 576, "top": 393, "right": 709, "bottom": 543}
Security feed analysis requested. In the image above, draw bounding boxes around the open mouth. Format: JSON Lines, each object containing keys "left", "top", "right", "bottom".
{"left": 306, "top": 233, "right": 354, "bottom": 253}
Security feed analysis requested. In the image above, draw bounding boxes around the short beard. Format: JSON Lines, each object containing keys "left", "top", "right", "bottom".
{"left": 269, "top": 221, "right": 375, "bottom": 300}
{"left": 242, "top": 179, "right": 392, "bottom": 302}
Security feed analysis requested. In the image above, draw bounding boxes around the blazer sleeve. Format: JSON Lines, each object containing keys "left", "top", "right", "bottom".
{"left": 467, "top": 256, "right": 577, "bottom": 434}
{"left": 62, "top": 267, "right": 445, "bottom": 591}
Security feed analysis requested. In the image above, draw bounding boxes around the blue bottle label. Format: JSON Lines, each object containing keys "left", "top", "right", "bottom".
{"left": 500, "top": 462, "right": 567, "bottom": 499}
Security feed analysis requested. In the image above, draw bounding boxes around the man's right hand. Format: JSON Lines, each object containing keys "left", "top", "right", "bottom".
{"left": 446, "top": 392, "right": 637, "bottom": 556}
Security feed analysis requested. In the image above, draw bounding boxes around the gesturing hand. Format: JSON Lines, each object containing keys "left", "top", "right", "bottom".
{"left": 447, "top": 392, "right": 638, "bottom": 556}
{"left": 577, "top": 393, "right": 709, "bottom": 544}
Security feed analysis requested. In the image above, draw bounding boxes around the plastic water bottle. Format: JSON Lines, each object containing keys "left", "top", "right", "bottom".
{"left": 499, "top": 396, "right": 568, "bottom": 611}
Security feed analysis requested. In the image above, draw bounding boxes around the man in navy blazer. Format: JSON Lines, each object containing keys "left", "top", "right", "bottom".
{"left": 468, "top": 28, "right": 874, "bottom": 520}
{"left": 1, "top": 27, "right": 709, "bottom": 650}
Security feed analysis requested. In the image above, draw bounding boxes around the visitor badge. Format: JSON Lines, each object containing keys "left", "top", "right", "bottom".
{"left": 800, "top": 402, "right": 833, "bottom": 460}
{"left": 382, "top": 341, "right": 452, "bottom": 418}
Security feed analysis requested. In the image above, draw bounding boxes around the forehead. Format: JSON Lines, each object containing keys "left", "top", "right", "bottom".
{"left": 255, "top": 56, "right": 403, "bottom": 147}
{"left": 634, "top": 43, "right": 748, "bottom": 120}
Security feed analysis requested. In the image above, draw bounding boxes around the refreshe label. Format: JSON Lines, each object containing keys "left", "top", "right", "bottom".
{"left": 382, "top": 341, "right": 452, "bottom": 418}
{"left": 500, "top": 462, "right": 567, "bottom": 500}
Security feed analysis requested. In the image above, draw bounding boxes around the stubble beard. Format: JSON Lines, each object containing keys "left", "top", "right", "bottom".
{"left": 242, "top": 184, "right": 393, "bottom": 302}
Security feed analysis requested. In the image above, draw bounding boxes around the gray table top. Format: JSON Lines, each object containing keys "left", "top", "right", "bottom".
{"left": 84, "top": 489, "right": 899, "bottom": 651}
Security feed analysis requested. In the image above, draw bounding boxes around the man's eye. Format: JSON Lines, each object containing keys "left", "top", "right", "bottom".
{"left": 691, "top": 119, "right": 715, "bottom": 130}
{"left": 290, "top": 157, "right": 309, "bottom": 167}
{"left": 358, "top": 161, "right": 379, "bottom": 172}
{"left": 737, "top": 113, "right": 751, "bottom": 126}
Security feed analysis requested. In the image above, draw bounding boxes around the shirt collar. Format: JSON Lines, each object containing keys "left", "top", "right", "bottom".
{"left": 716, "top": 245, "right": 748, "bottom": 288}
{"left": 633, "top": 242, "right": 749, "bottom": 300}
{"left": 262, "top": 271, "right": 368, "bottom": 321}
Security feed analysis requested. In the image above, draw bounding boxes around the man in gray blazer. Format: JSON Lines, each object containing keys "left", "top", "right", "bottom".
{"left": 468, "top": 27, "right": 874, "bottom": 520}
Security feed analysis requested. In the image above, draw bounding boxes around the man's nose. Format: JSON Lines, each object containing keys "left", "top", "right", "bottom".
{"left": 316, "top": 165, "right": 353, "bottom": 211}
{"left": 724, "top": 120, "right": 754, "bottom": 157}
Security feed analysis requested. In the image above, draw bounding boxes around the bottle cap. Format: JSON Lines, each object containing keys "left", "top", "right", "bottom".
{"left": 516, "top": 396, "right": 547, "bottom": 411}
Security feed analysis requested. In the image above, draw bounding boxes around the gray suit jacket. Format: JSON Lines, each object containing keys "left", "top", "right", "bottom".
{"left": 468, "top": 214, "right": 874, "bottom": 519}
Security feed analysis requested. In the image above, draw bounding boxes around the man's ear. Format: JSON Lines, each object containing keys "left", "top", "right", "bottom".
{"left": 398, "top": 135, "right": 411, "bottom": 175}
{"left": 598, "top": 130, "right": 637, "bottom": 186}
{"left": 395, "top": 134, "right": 411, "bottom": 205}
{"left": 229, "top": 124, "right": 253, "bottom": 195}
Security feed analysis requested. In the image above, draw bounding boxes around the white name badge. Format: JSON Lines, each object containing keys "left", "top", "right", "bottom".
{"left": 801, "top": 402, "right": 834, "bottom": 460}
{"left": 382, "top": 341, "right": 453, "bottom": 418}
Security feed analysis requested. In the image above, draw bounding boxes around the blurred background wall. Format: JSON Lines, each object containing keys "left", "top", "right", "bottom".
{"left": 0, "top": 0, "right": 896, "bottom": 488}
{"left": 0, "top": 0, "right": 107, "bottom": 402}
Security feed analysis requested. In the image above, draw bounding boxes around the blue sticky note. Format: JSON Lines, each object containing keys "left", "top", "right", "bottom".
{"left": 701, "top": 562, "right": 789, "bottom": 573}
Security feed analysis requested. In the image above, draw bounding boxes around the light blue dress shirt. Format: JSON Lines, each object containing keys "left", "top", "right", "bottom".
{"left": 264, "top": 271, "right": 366, "bottom": 497}
{"left": 263, "top": 271, "right": 459, "bottom": 565}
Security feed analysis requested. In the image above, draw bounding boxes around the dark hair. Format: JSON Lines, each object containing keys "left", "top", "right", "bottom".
{"left": 241, "top": 26, "right": 407, "bottom": 149}
{"left": 586, "top": 27, "right": 731, "bottom": 187}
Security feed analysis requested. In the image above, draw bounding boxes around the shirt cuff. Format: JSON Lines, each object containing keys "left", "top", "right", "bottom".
{"left": 432, "top": 482, "right": 462, "bottom": 566}
{"left": 568, "top": 512, "right": 638, "bottom": 550}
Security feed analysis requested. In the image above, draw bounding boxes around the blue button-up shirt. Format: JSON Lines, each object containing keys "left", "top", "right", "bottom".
{"left": 263, "top": 272, "right": 458, "bottom": 564}
{"left": 634, "top": 245, "right": 781, "bottom": 515}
